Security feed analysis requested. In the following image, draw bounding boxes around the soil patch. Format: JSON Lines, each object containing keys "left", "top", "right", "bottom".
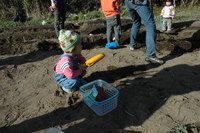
{"left": 0, "top": 18, "right": 200, "bottom": 133}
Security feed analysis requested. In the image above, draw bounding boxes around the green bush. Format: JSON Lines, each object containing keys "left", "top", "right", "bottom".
{"left": 168, "top": 125, "right": 188, "bottom": 133}
{"left": 67, "top": 11, "right": 103, "bottom": 22}
{"left": 84, "top": 11, "right": 103, "bottom": 20}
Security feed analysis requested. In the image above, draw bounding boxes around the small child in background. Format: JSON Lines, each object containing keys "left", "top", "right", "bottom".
{"left": 160, "top": 0, "right": 175, "bottom": 32}
{"left": 54, "top": 30, "right": 87, "bottom": 93}
{"left": 100, "top": 0, "right": 121, "bottom": 45}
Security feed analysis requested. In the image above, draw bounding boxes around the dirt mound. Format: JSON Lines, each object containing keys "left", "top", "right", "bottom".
{"left": 1, "top": 19, "right": 200, "bottom": 56}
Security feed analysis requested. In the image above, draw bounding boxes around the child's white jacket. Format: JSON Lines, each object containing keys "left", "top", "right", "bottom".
{"left": 160, "top": 5, "right": 175, "bottom": 18}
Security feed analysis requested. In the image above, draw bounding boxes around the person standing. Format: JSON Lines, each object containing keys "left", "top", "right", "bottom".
{"left": 100, "top": 0, "right": 121, "bottom": 46}
{"left": 160, "top": 0, "right": 175, "bottom": 32}
{"left": 50, "top": 0, "right": 67, "bottom": 37}
{"left": 125, "top": 0, "right": 164, "bottom": 64}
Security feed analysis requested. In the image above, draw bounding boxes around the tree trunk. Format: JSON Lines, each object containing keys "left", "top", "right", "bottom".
{"left": 173, "top": 0, "right": 176, "bottom": 7}
{"left": 191, "top": 0, "right": 198, "bottom": 5}
{"left": 22, "top": 0, "right": 30, "bottom": 18}
{"left": 181, "top": 0, "right": 186, "bottom": 6}
{"left": 35, "top": 0, "right": 41, "bottom": 17}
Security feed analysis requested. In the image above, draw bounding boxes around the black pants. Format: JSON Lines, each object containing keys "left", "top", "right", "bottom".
{"left": 54, "top": 3, "right": 67, "bottom": 37}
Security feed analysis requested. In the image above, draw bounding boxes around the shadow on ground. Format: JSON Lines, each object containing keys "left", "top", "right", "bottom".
{"left": 1, "top": 63, "right": 199, "bottom": 133}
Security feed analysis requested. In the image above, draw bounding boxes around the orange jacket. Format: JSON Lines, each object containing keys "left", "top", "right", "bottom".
{"left": 100, "top": 0, "right": 120, "bottom": 18}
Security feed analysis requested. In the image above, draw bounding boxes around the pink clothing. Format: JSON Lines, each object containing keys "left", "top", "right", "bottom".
{"left": 54, "top": 53, "right": 86, "bottom": 79}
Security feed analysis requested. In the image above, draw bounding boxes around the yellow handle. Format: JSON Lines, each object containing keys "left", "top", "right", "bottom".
{"left": 86, "top": 54, "right": 105, "bottom": 66}
{"left": 80, "top": 54, "right": 105, "bottom": 67}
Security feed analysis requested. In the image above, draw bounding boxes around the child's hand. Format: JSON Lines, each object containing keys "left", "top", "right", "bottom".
{"left": 80, "top": 70, "right": 87, "bottom": 77}
{"left": 172, "top": 16, "right": 174, "bottom": 20}
{"left": 50, "top": 3, "right": 56, "bottom": 11}
{"left": 49, "top": 6, "right": 54, "bottom": 11}
{"left": 79, "top": 65, "right": 87, "bottom": 71}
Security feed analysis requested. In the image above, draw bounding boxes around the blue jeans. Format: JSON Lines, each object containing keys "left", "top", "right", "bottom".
{"left": 125, "top": 0, "right": 156, "bottom": 58}
{"left": 54, "top": 74, "right": 87, "bottom": 91}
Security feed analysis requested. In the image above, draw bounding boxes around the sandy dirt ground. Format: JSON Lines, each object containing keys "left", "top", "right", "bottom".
{"left": 0, "top": 15, "right": 200, "bottom": 133}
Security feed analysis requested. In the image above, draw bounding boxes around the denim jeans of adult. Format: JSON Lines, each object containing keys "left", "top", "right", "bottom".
{"left": 54, "top": 3, "right": 66, "bottom": 37}
{"left": 106, "top": 14, "right": 121, "bottom": 45}
{"left": 125, "top": 0, "right": 157, "bottom": 58}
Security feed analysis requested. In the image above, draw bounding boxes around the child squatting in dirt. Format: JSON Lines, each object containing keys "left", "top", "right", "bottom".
{"left": 54, "top": 30, "right": 87, "bottom": 93}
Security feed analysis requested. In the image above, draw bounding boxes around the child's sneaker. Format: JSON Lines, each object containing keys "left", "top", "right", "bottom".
{"left": 61, "top": 86, "right": 76, "bottom": 94}
{"left": 145, "top": 57, "right": 164, "bottom": 65}
{"left": 161, "top": 29, "right": 166, "bottom": 33}
{"left": 129, "top": 47, "right": 134, "bottom": 51}
{"left": 166, "top": 29, "right": 172, "bottom": 33}
{"left": 161, "top": 27, "right": 166, "bottom": 32}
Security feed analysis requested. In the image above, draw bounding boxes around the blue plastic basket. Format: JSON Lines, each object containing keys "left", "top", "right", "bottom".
{"left": 79, "top": 79, "right": 119, "bottom": 116}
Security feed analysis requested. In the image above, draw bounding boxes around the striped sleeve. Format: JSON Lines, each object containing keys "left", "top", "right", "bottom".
{"left": 63, "top": 67, "right": 82, "bottom": 79}
{"left": 61, "top": 58, "right": 82, "bottom": 79}
{"left": 60, "top": 61, "right": 73, "bottom": 72}
{"left": 79, "top": 54, "right": 86, "bottom": 63}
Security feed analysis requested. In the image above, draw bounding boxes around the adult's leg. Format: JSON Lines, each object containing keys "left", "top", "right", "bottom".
{"left": 135, "top": 5, "right": 157, "bottom": 58}
{"left": 60, "top": 4, "right": 66, "bottom": 30}
{"left": 125, "top": 0, "right": 141, "bottom": 48}
{"left": 54, "top": 6, "right": 60, "bottom": 37}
